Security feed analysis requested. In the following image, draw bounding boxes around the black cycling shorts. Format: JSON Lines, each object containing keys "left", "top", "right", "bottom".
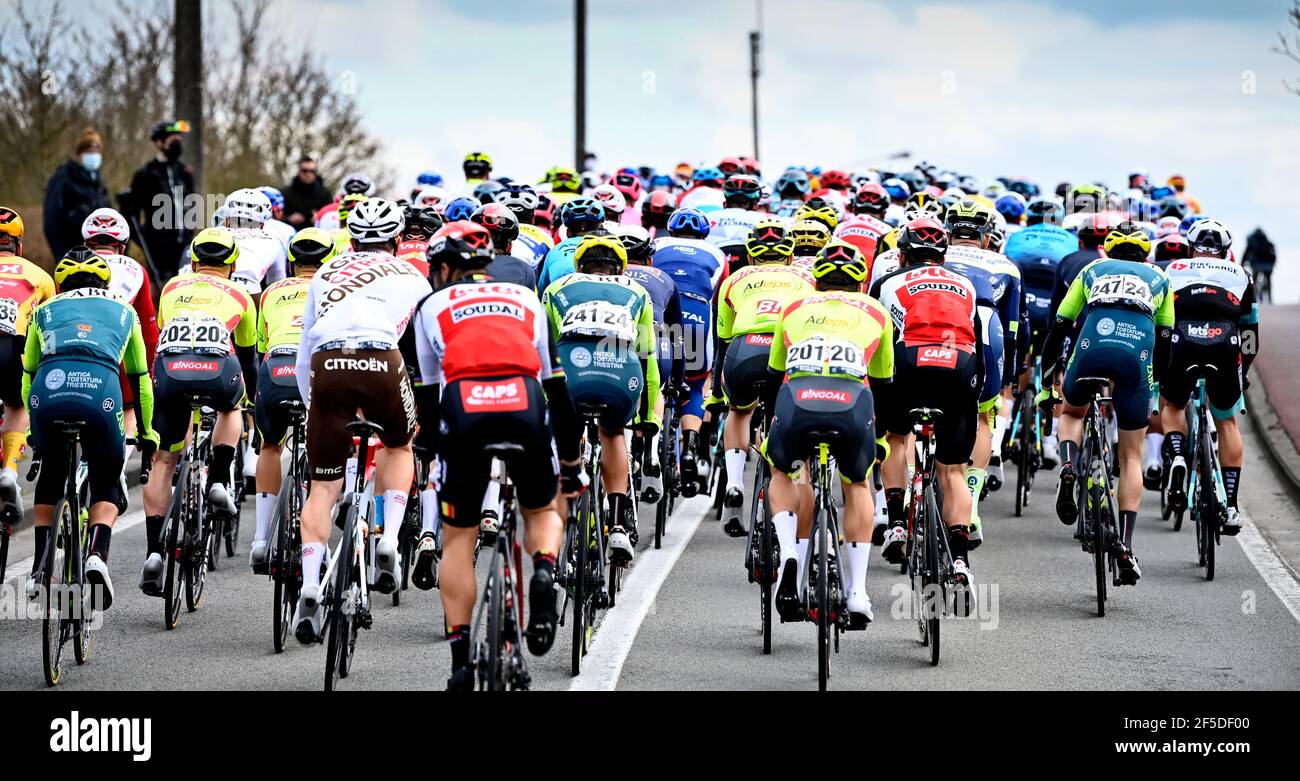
{"left": 436, "top": 376, "right": 558, "bottom": 528}
{"left": 0, "top": 333, "right": 24, "bottom": 408}
{"left": 254, "top": 351, "right": 303, "bottom": 446}
{"left": 722, "top": 333, "right": 775, "bottom": 410}
{"left": 876, "top": 344, "right": 981, "bottom": 466}
{"left": 1159, "top": 319, "right": 1243, "bottom": 418}
{"left": 306, "top": 349, "right": 416, "bottom": 481}
{"left": 153, "top": 352, "right": 245, "bottom": 452}
{"left": 764, "top": 376, "right": 876, "bottom": 483}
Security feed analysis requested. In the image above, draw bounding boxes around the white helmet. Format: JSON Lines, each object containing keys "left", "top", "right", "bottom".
{"left": 347, "top": 198, "right": 405, "bottom": 244}
{"left": 1187, "top": 219, "right": 1233, "bottom": 257}
{"left": 340, "top": 171, "right": 375, "bottom": 196}
{"left": 81, "top": 207, "right": 130, "bottom": 245}
{"left": 1155, "top": 216, "right": 1181, "bottom": 238}
{"left": 413, "top": 185, "right": 449, "bottom": 210}
{"left": 223, "top": 188, "right": 272, "bottom": 225}
{"left": 591, "top": 184, "right": 626, "bottom": 217}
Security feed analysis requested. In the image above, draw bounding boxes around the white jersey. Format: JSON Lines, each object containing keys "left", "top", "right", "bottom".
{"left": 230, "top": 227, "right": 288, "bottom": 296}
{"left": 707, "top": 208, "right": 761, "bottom": 249}
{"left": 295, "top": 250, "right": 433, "bottom": 400}
{"left": 104, "top": 253, "right": 146, "bottom": 304}
{"left": 869, "top": 248, "right": 902, "bottom": 292}
{"left": 264, "top": 219, "right": 295, "bottom": 252}
{"left": 678, "top": 186, "right": 725, "bottom": 212}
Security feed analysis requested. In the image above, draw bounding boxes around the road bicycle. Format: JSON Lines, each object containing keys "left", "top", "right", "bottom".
{"left": 740, "top": 389, "right": 777, "bottom": 655}
{"left": 1007, "top": 358, "right": 1044, "bottom": 517}
{"left": 558, "top": 403, "right": 611, "bottom": 676}
{"left": 1184, "top": 377, "right": 1227, "bottom": 581}
{"left": 803, "top": 430, "right": 850, "bottom": 691}
{"left": 471, "top": 443, "right": 531, "bottom": 690}
{"left": 904, "top": 408, "right": 960, "bottom": 667}
{"left": 267, "top": 400, "right": 306, "bottom": 653}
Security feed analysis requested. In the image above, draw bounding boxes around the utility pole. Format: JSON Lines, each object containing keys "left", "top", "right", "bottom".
{"left": 174, "top": 0, "right": 204, "bottom": 197}
{"left": 750, "top": 0, "right": 763, "bottom": 162}
{"left": 575, "top": 0, "right": 587, "bottom": 172}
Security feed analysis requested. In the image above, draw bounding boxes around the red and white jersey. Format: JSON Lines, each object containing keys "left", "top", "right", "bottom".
{"left": 104, "top": 253, "right": 146, "bottom": 304}
{"left": 869, "top": 264, "right": 978, "bottom": 353}
{"left": 413, "top": 279, "right": 553, "bottom": 386}
{"left": 835, "top": 214, "right": 892, "bottom": 260}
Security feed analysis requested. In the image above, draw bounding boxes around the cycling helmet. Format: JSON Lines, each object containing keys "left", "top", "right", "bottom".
{"left": 820, "top": 169, "right": 852, "bottom": 191}
{"left": 988, "top": 213, "right": 1008, "bottom": 252}
{"left": 882, "top": 178, "right": 911, "bottom": 202}
{"left": 793, "top": 202, "right": 839, "bottom": 231}
{"left": 943, "top": 199, "right": 994, "bottom": 241}
{"left": 674, "top": 162, "right": 695, "bottom": 182}
{"left": 612, "top": 171, "right": 644, "bottom": 204}
{"left": 1127, "top": 169, "right": 1149, "bottom": 190}
{"left": 692, "top": 167, "right": 724, "bottom": 187}
{"left": 550, "top": 167, "right": 582, "bottom": 193}
{"left": 956, "top": 174, "right": 980, "bottom": 193}
{"left": 149, "top": 119, "right": 190, "bottom": 141}
{"left": 745, "top": 234, "right": 795, "bottom": 264}
{"left": 561, "top": 197, "right": 606, "bottom": 233}
{"left": 340, "top": 172, "right": 375, "bottom": 196}
{"left": 1179, "top": 213, "right": 1205, "bottom": 236}
{"left": 1155, "top": 216, "right": 1183, "bottom": 238}
{"left": 1167, "top": 174, "right": 1187, "bottom": 192}
{"left": 288, "top": 227, "right": 338, "bottom": 266}
{"left": 897, "top": 217, "right": 949, "bottom": 264}
{"left": 1157, "top": 196, "right": 1190, "bottom": 220}
{"left": 1008, "top": 179, "right": 1038, "bottom": 199}
{"left": 347, "top": 198, "right": 406, "bottom": 244}
{"left": 983, "top": 182, "right": 1006, "bottom": 201}
{"left": 1153, "top": 234, "right": 1193, "bottom": 262}
{"left": 723, "top": 174, "right": 762, "bottom": 208}
{"left": 718, "top": 156, "right": 743, "bottom": 177}
{"left": 905, "top": 192, "right": 945, "bottom": 221}
{"left": 574, "top": 234, "right": 629, "bottom": 273}
{"left": 850, "top": 183, "right": 889, "bottom": 216}
{"left": 498, "top": 183, "right": 539, "bottom": 218}
{"left": 427, "top": 221, "right": 494, "bottom": 273}
{"left": 53, "top": 246, "right": 112, "bottom": 288}
{"left": 591, "top": 184, "right": 627, "bottom": 218}
{"left": 775, "top": 169, "right": 810, "bottom": 198}
{"left": 473, "top": 180, "right": 504, "bottom": 204}
{"left": 1102, "top": 221, "right": 1152, "bottom": 261}
{"left": 616, "top": 224, "right": 654, "bottom": 264}
{"left": 749, "top": 216, "right": 787, "bottom": 244}
{"left": 463, "top": 151, "right": 493, "bottom": 179}
{"left": 666, "top": 207, "right": 710, "bottom": 239}
{"left": 189, "top": 227, "right": 240, "bottom": 266}
{"left": 443, "top": 196, "right": 480, "bottom": 223}
{"left": 223, "top": 188, "right": 272, "bottom": 225}
{"left": 641, "top": 191, "right": 676, "bottom": 228}
{"left": 1145, "top": 185, "right": 1174, "bottom": 202}
{"left": 1067, "top": 184, "right": 1105, "bottom": 215}
{"left": 403, "top": 205, "right": 444, "bottom": 238}
{"left": 470, "top": 202, "right": 520, "bottom": 251}
{"left": 0, "top": 206, "right": 24, "bottom": 253}
{"left": 648, "top": 174, "right": 675, "bottom": 192}
{"left": 337, "top": 193, "right": 369, "bottom": 224}
{"left": 1076, "top": 213, "right": 1111, "bottom": 246}
{"left": 533, "top": 194, "right": 557, "bottom": 229}
{"left": 812, "top": 241, "right": 868, "bottom": 285}
{"left": 81, "top": 208, "right": 131, "bottom": 248}
{"left": 417, "top": 171, "right": 444, "bottom": 187}
{"left": 259, "top": 186, "right": 285, "bottom": 218}
{"left": 1025, "top": 197, "right": 1064, "bottom": 226}
{"left": 740, "top": 156, "right": 761, "bottom": 176}
{"left": 1187, "top": 219, "right": 1233, "bottom": 257}
{"left": 413, "top": 185, "right": 449, "bottom": 210}
{"left": 790, "top": 220, "right": 831, "bottom": 256}
{"left": 994, "top": 192, "right": 1027, "bottom": 225}
{"left": 899, "top": 171, "right": 928, "bottom": 197}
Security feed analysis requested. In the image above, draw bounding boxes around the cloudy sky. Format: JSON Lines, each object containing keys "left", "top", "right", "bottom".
{"left": 53, "top": 0, "right": 1300, "bottom": 300}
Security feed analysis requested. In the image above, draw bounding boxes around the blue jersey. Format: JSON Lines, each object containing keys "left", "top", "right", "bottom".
{"left": 624, "top": 264, "right": 683, "bottom": 384}
{"left": 649, "top": 238, "right": 724, "bottom": 377}
{"left": 1004, "top": 223, "right": 1077, "bottom": 331}
{"left": 536, "top": 236, "right": 582, "bottom": 295}
{"left": 943, "top": 244, "right": 1022, "bottom": 385}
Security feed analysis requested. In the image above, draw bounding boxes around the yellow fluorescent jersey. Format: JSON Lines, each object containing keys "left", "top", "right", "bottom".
{"left": 0, "top": 256, "right": 56, "bottom": 337}
{"left": 158, "top": 272, "right": 258, "bottom": 352}
{"left": 769, "top": 291, "right": 894, "bottom": 383}
{"left": 257, "top": 276, "right": 311, "bottom": 354}
{"left": 518, "top": 222, "right": 556, "bottom": 250}
{"left": 717, "top": 263, "right": 815, "bottom": 339}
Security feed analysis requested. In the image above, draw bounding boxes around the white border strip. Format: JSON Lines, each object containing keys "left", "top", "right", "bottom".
{"left": 1236, "top": 510, "right": 1300, "bottom": 624}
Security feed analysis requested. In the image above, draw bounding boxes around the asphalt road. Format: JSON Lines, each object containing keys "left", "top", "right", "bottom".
{"left": 2, "top": 414, "right": 1299, "bottom": 691}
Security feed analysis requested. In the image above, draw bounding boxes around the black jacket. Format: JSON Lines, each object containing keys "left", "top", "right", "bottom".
{"left": 43, "top": 160, "right": 109, "bottom": 260}
{"left": 282, "top": 175, "right": 331, "bottom": 226}
{"left": 124, "top": 158, "right": 196, "bottom": 270}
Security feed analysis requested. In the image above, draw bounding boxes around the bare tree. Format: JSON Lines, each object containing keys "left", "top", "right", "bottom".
{"left": 1275, "top": 0, "right": 1300, "bottom": 94}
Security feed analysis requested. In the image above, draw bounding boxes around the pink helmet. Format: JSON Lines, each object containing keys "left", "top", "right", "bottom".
{"left": 611, "top": 170, "right": 644, "bottom": 205}
{"left": 591, "top": 183, "right": 626, "bottom": 217}
{"left": 81, "top": 208, "right": 130, "bottom": 246}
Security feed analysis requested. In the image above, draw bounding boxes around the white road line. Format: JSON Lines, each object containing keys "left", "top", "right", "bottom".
{"left": 569, "top": 493, "right": 713, "bottom": 691}
{"left": 4, "top": 508, "right": 146, "bottom": 587}
{"left": 1237, "top": 510, "right": 1300, "bottom": 624}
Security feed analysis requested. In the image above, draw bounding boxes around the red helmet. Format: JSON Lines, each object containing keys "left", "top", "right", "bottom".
{"left": 470, "top": 202, "right": 520, "bottom": 250}
{"left": 533, "top": 193, "right": 556, "bottom": 229}
{"left": 1077, "top": 213, "right": 1111, "bottom": 245}
{"left": 1153, "top": 234, "right": 1193, "bottom": 262}
{"left": 850, "top": 183, "right": 889, "bottom": 214}
{"left": 432, "top": 220, "right": 494, "bottom": 254}
{"left": 718, "top": 156, "right": 743, "bottom": 176}
{"left": 81, "top": 208, "right": 131, "bottom": 249}
{"left": 897, "top": 216, "right": 949, "bottom": 262}
{"left": 612, "top": 170, "right": 644, "bottom": 204}
{"left": 641, "top": 190, "right": 676, "bottom": 227}
{"left": 821, "top": 170, "right": 852, "bottom": 191}
{"left": 739, "top": 156, "right": 761, "bottom": 176}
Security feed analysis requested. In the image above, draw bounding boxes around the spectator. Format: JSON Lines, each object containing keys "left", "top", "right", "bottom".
{"left": 123, "top": 120, "right": 196, "bottom": 289}
{"left": 1243, "top": 227, "right": 1277, "bottom": 303}
{"left": 43, "top": 128, "right": 110, "bottom": 260}
{"left": 282, "top": 156, "right": 331, "bottom": 228}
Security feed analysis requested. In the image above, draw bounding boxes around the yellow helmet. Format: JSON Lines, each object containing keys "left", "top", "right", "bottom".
{"left": 53, "top": 247, "right": 112, "bottom": 287}
{"left": 289, "top": 227, "right": 338, "bottom": 266}
{"left": 812, "top": 241, "right": 869, "bottom": 284}
{"left": 464, "top": 151, "right": 493, "bottom": 172}
{"left": 793, "top": 203, "right": 839, "bottom": 231}
{"left": 750, "top": 216, "right": 788, "bottom": 243}
{"left": 0, "top": 206, "right": 24, "bottom": 239}
{"left": 190, "top": 227, "right": 240, "bottom": 266}
{"left": 944, "top": 199, "right": 995, "bottom": 241}
{"left": 790, "top": 219, "right": 831, "bottom": 255}
{"left": 574, "top": 234, "right": 628, "bottom": 273}
{"left": 337, "top": 193, "right": 369, "bottom": 224}
{"left": 1102, "top": 221, "right": 1152, "bottom": 261}
{"left": 746, "top": 234, "right": 795, "bottom": 264}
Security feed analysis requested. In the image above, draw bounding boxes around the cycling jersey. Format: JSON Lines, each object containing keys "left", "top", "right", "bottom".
{"left": 1051, "top": 247, "right": 1103, "bottom": 320}
{"left": 510, "top": 232, "right": 550, "bottom": 270}
{"left": 1164, "top": 256, "right": 1256, "bottom": 323}
{"left": 677, "top": 186, "right": 724, "bottom": 213}
{"left": 716, "top": 263, "right": 815, "bottom": 339}
{"left": 624, "top": 264, "right": 684, "bottom": 386}
{"left": 773, "top": 199, "right": 806, "bottom": 219}
{"left": 27, "top": 287, "right": 150, "bottom": 374}
{"left": 295, "top": 250, "right": 432, "bottom": 403}
{"left": 486, "top": 254, "right": 537, "bottom": 291}
{"left": 0, "top": 256, "right": 55, "bottom": 337}
{"left": 768, "top": 291, "right": 894, "bottom": 384}
{"left": 1003, "top": 223, "right": 1077, "bottom": 336}
{"left": 157, "top": 272, "right": 258, "bottom": 353}
{"left": 396, "top": 238, "right": 431, "bottom": 277}
{"left": 536, "top": 236, "right": 582, "bottom": 294}
{"left": 868, "top": 247, "right": 902, "bottom": 293}
{"left": 257, "top": 276, "right": 310, "bottom": 354}
{"left": 518, "top": 223, "right": 556, "bottom": 251}
{"left": 708, "top": 208, "right": 760, "bottom": 250}
{"left": 314, "top": 201, "right": 341, "bottom": 231}
{"left": 873, "top": 227, "right": 901, "bottom": 260}
{"left": 834, "top": 214, "right": 892, "bottom": 264}
{"left": 414, "top": 279, "right": 553, "bottom": 386}
{"left": 230, "top": 227, "right": 288, "bottom": 296}
{"left": 264, "top": 218, "right": 295, "bottom": 251}
{"left": 869, "top": 265, "right": 980, "bottom": 353}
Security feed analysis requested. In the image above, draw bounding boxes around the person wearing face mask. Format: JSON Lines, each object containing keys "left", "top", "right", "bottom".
{"left": 122, "top": 120, "right": 196, "bottom": 290}
{"left": 42, "top": 128, "right": 111, "bottom": 261}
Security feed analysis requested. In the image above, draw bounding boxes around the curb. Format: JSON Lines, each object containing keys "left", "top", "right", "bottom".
{"left": 1246, "top": 380, "right": 1300, "bottom": 505}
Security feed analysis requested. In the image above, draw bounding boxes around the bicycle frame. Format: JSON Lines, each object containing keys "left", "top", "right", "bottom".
{"left": 471, "top": 450, "right": 530, "bottom": 691}
{"left": 1186, "top": 379, "right": 1226, "bottom": 579}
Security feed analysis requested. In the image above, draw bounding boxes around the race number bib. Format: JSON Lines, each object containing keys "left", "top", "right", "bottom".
{"left": 1087, "top": 274, "right": 1154, "bottom": 313}
{"left": 158, "top": 314, "right": 231, "bottom": 355}
{"left": 786, "top": 336, "right": 866, "bottom": 379}
{"left": 559, "top": 300, "right": 637, "bottom": 342}
{"left": 0, "top": 298, "right": 18, "bottom": 335}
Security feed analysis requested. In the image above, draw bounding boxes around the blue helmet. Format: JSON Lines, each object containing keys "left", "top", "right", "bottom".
{"left": 443, "top": 196, "right": 480, "bottom": 222}
{"left": 561, "top": 197, "right": 606, "bottom": 232}
{"left": 1025, "top": 197, "right": 1065, "bottom": 224}
{"left": 258, "top": 186, "right": 285, "bottom": 213}
{"left": 1180, "top": 214, "right": 1207, "bottom": 236}
{"left": 994, "top": 193, "right": 1027, "bottom": 223}
{"left": 1139, "top": 199, "right": 1162, "bottom": 223}
{"left": 1148, "top": 185, "right": 1176, "bottom": 201}
{"left": 692, "top": 167, "right": 724, "bottom": 186}
{"left": 666, "top": 207, "right": 711, "bottom": 239}
{"left": 648, "top": 174, "right": 675, "bottom": 192}
{"left": 882, "top": 178, "right": 911, "bottom": 201}
{"left": 775, "top": 169, "right": 810, "bottom": 197}
{"left": 417, "top": 171, "right": 444, "bottom": 187}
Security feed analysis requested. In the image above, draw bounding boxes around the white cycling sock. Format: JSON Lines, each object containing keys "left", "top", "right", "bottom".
{"left": 992, "top": 414, "right": 1009, "bottom": 458}
{"left": 874, "top": 486, "right": 888, "bottom": 526}
{"left": 847, "top": 541, "right": 870, "bottom": 600}
{"left": 1051, "top": 417, "right": 1059, "bottom": 436}
{"left": 725, "top": 449, "right": 746, "bottom": 489}
{"left": 772, "top": 511, "right": 797, "bottom": 565}
{"left": 794, "top": 538, "right": 809, "bottom": 592}
{"left": 481, "top": 480, "right": 501, "bottom": 518}
{"left": 302, "top": 542, "right": 326, "bottom": 591}
{"left": 1146, "top": 433, "right": 1164, "bottom": 467}
{"left": 421, "top": 488, "right": 439, "bottom": 535}
{"left": 645, "top": 434, "right": 659, "bottom": 468}
{"left": 381, "top": 490, "right": 407, "bottom": 542}
{"left": 123, "top": 441, "right": 137, "bottom": 469}
{"left": 254, "top": 492, "right": 276, "bottom": 543}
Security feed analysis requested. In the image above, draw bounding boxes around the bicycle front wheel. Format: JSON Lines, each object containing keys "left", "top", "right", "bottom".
{"left": 816, "top": 506, "right": 831, "bottom": 690}
{"left": 41, "top": 499, "right": 74, "bottom": 686}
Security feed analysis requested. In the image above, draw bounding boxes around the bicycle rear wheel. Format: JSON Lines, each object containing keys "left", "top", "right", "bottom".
{"left": 567, "top": 505, "right": 588, "bottom": 677}
{"left": 482, "top": 545, "right": 507, "bottom": 691}
{"left": 187, "top": 481, "right": 211, "bottom": 611}
{"left": 759, "top": 491, "right": 774, "bottom": 656}
{"left": 1090, "top": 466, "right": 1107, "bottom": 617}
{"left": 816, "top": 505, "right": 831, "bottom": 690}
{"left": 73, "top": 502, "right": 90, "bottom": 666}
{"left": 324, "top": 518, "right": 356, "bottom": 691}
{"left": 1015, "top": 397, "right": 1032, "bottom": 517}
{"left": 925, "top": 491, "right": 941, "bottom": 666}
{"left": 41, "top": 500, "right": 74, "bottom": 686}
{"left": 163, "top": 498, "right": 184, "bottom": 630}
{"left": 226, "top": 438, "right": 244, "bottom": 558}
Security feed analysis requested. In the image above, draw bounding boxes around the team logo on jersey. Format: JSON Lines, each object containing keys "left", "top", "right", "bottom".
{"left": 45, "top": 368, "right": 66, "bottom": 390}
{"left": 1096, "top": 317, "right": 1116, "bottom": 336}
{"left": 745, "top": 333, "right": 774, "bottom": 347}
{"left": 629, "top": 376, "right": 641, "bottom": 393}
{"left": 570, "top": 347, "right": 593, "bottom": 368}
{"left": 168, "top": 359, "right": 220, "bottom": 372}
{"left": 796, "top": 387, "right": 851, "bottom": 405}
{"left": 28, "top": 394, "right": 38, "bottom": 409}
{"left": 462, "top": 379, "right": 527, "bottom": 412}
{"left": 1140, "top": 350, "right": 1149, "bottom": 361}
{"left": 103, "top": 398, "right": 115, "bottom": 412}
{"left": 451, "top": 301, "right": 526, "bottom": 323}
{"left": 1080, "top": 338, "right": 1090, "bottom": 350}
{"left": 273, "top": 364, "right": 296, "bottom": 378}
{"left": 1186, "top": 323, "right": 1224, "bottom": 340}
{"left": 917, "top": 346, "right": 958, "bottom": 368}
